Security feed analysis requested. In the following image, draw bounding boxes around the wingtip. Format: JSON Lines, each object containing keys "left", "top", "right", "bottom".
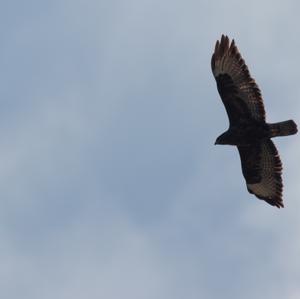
{"left": 253, "top": 191, "right": 284, "bottom": 209}
{"left": 266, "top": 196, "right": 284, "bottom": 209}
{"left": 274, "top": 199, "right": 284, "bottom": 208}
{"left": 214, "top": 40, "right": 220, "bottom": 54}
{"left": 229, "top": 38, "right": 236, "bottom": 52}
{"left": 214, "top": 34, "right": 232, "bottom": 56}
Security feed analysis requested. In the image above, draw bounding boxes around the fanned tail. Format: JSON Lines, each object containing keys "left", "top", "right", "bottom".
{"left": 269, "top": 120, "right": 298, "bottom": 137}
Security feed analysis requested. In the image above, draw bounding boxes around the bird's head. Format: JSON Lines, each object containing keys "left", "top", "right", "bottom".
{"left": 214, "top": 132, "right": 230, "bottom": 145}
{"left": 215, "top": 136, "right": 224, "bottom": 145}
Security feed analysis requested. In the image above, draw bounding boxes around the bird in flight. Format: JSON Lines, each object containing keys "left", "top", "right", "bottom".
{"left": 211, "top": 35, "right": 297, "bottom": 208}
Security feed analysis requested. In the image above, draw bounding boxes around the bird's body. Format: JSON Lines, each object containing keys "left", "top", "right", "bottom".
{"left": 211, "top": 35, "right": 297, "bottom": 208}
{"left": 216, "top": 120, "right": 270, "bottom": 146}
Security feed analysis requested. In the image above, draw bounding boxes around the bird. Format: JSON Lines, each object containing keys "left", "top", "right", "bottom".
{"left": 211, "top": 35, "right": 297, "bottom": 208}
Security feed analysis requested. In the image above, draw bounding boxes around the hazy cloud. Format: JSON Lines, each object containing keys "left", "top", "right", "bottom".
{"left": 0, "top": 0, "right": 299, "bottom": 298}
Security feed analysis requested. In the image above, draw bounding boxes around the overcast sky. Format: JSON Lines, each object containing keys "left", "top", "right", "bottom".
{"left": 1, "top": 0, "right": 300, "bottom": 298}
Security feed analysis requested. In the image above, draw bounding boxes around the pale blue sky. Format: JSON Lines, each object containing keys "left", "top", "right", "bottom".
{"left": 1, "top": 0, "right": 300, "bottom": 298}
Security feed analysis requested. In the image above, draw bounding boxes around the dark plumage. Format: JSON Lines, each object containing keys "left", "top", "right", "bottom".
{"left": 211, "top": 35, "right": 297, "bottom": 208}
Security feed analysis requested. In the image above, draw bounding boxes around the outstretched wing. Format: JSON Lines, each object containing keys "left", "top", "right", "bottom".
{"left": 238, "top": 140, "right": 283, "bottom": 208}
{"left": 211, "top": 35, "right": 266, "bottom": 125}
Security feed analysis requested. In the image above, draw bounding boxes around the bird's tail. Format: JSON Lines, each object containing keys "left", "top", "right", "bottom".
{"left": 269, "top": 120, "right": 298, "bottom": 137}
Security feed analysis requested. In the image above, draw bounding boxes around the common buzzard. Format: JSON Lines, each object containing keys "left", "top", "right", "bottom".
{"left": 211, "top": 35, "right": 297, "bottom": 208}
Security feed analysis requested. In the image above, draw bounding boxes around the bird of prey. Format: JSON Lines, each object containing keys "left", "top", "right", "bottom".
{"left": 211, "top": 35, "right": 297, "bottom": 208}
